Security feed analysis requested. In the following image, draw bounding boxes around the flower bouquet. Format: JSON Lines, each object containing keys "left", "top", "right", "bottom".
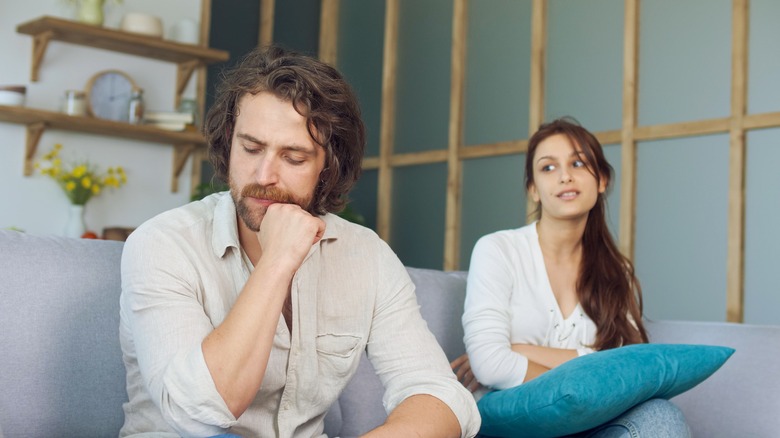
{"left": 36, "top": 143, "right": 127, "bottom": 205}
{"left": 36, "top": 143, "right": 127, "bottom": 238}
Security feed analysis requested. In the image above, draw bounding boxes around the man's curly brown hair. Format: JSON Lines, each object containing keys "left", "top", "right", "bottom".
{"left": 203, "top": 45, "right": 365, "bottom": 215}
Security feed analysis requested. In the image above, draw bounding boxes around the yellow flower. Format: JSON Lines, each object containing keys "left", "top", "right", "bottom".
{"left": 72, "top": 165, "right": 87, "bottom": 178}
{"left": 35, "top": 144, "right": 128, "bottom": 206}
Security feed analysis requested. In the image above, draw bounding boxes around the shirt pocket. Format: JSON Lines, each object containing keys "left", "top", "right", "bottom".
{"left": 315, "top": 333, "right": 362, "bottom": 378}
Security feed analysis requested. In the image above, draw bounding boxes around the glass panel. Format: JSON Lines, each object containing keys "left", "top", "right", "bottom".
{"left": 273, "top": 0, "right": 321, "bottom": 55}
{"left": 546, "top": 0, "right": 624, "bottom": 132}
{"left": 748, "top": 0, "right": 780, "bottom": 114}
{"left": 395, "top": 0, "right": 453, "bottom": 153}
{"left": 744, "top": 129, "right": 780, "bottom": 324}
{"left": 635, "top": 134, "right": 729, "bottom": 321}
{"left": 464, "top": 0, "right": 531, "bottom": 146}
{"left": 638, "top": 0, "right": 731, "bottom": 126}
{"left": 347, "top": 169, "right": 378, "bottom": 232}
{"left": 460, "top": 154, "right": 526, "bottom": 270}
{"left": 390, "top": 163, "right": 447, "bottom": 269}
{"left": 338, "top": 0, "right": 384, "bottom": 157}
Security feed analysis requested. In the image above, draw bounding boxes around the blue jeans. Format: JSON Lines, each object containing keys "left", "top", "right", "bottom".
{"left": 570, "top": 398, "right": 690, "bottom": 438}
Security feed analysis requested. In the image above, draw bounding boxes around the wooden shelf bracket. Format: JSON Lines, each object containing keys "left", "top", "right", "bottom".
{"left": 176, "top": 60, "right": 200, "bottom": 98}
{"left": 24, "top": 122, "right": 47, "bottom": 176}
{"left": 30, "top": 31, "right": 54, "bottom": 82}
{"left": 171, "top": 143, "right": 197, "bottom": 192}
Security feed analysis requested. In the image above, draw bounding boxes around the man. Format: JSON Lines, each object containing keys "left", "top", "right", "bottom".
{"left": 119, "top": 46, "right": 480, "bottom": 437}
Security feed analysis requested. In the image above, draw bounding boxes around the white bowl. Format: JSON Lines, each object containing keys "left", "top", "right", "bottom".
{"left": 120, "top": 13, "right": 163, "bottom": 38}
{"left": 0, "top": 87, "right": 26, "bottom": 106}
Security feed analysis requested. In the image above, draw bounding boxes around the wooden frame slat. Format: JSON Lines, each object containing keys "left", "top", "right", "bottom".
{"left": 634, "top": 117, "right": 731, "bottom": 141}
{"left": 460, "top": 140, "right": 528, "bottom": 160}
{"left": 444, "top": 0, "right": 468, "bottom": 271}
{"left": 726, "top": 0, "right": 749, "bottom": 323}
{"left": 743, "top": 111, "right": 780, "bottom": 130}
{"left": 526, "top": 0, "right": 547, "bottom": 223}
{"left": 618, "top": 0, "right": 639, "bottom": 259}
{"left": 390, "top": 150, "right": 449, "bottom": 167}
{"left": 319, "top": 0, "right": 340, "bottom": 65}
{"left": 376, "top": 0, "right": 400, "bottom": 242}
{"left": 260, "top": 0, "right": 275, "bottom": 47}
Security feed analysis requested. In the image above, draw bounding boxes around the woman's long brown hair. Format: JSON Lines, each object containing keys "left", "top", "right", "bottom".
{"left": 525, "top": 117, "right": 648, "bottom": 350}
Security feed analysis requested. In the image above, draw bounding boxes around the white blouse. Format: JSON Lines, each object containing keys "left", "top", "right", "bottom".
{"left": 462, "top": 222, "right": 597, "bottom": 391}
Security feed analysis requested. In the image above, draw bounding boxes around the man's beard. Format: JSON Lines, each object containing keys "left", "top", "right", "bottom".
{"left": 230, "top": 181, "right": 314, "bottom": 232}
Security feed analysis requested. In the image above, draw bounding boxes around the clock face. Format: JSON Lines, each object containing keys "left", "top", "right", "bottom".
{"left": 86, "top": 70, "right": 136, "bottom": 121}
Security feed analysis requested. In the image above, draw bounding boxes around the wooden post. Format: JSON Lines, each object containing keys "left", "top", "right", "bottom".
{"left": 726, "top": 0, "right": 749, "bottom": 323}
{"left": 619, "top": 0, "right": 639, "bottom": 260}
{"left": 444, "top": 0, "right": 468, "bottom": 271}
{"left": 260, "top": 0, "right": 275, "bottom": 47}
{"left": 376, "top": 0, "right": 400, "bottom": 242}
{"left": 526, "top": 0, "right": 547, "bottom": 222}
{"left": 319, "top": 0, "right": 340, "bottom": 65}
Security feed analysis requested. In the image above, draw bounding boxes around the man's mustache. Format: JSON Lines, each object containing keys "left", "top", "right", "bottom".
{"left": 240, "top": 184, "right": 297, "bottom": 204}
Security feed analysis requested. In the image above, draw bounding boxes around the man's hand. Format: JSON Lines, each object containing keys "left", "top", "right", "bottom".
{"left": 203, "top": 203, "right": 324, "bottom": 418}
{"left": 450, "top": 354, "right": 480, "bottom": 393}
{"left": 257, "top": 203, "right": 325, "bottom": 271}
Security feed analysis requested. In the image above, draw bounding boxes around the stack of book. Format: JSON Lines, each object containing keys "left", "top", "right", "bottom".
{"left": 143, "top": 110, "right": 195, "bottom": 131}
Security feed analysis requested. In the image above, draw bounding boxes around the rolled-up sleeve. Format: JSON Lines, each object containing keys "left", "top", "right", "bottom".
{"left": 365, "top": 240, "right": 480, "bottom": 438}
{"left": 121, "top": 225, "right": 237, "bottom": 436}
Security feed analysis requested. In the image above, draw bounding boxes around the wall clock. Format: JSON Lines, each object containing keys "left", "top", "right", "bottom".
{"left": 85, "top": 70, "right": 138, "bottom": 122}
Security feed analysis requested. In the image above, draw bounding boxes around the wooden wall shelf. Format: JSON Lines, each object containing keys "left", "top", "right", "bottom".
{"left": 16, "top": 16, "right": 229, "bottom": 95}
{"left": 0, "top": 105, "right": 204, "bottom": 192}
{"left": 12, "top": 16, "right": 229, "bottom": 193}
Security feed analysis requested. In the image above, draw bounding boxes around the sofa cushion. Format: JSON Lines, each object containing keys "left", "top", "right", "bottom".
{"left": 0, "top": 231, "right": 127, "bottom": 436}
{"left": 477, "top": 343, "right": 734, "bottom": 438}
{"left": 648, "top": 320, "right": 780, "bottom": 438}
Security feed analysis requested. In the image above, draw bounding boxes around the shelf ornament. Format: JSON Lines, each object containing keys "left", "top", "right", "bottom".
{"left": 67, "top": 0, "right": 123, "bottom": 26}
{"left": 35, "top": 143, "right": 127, "bottom": 237}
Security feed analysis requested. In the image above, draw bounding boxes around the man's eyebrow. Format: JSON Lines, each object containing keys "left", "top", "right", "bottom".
{"left": 236, "top": 132, "right": 265, "bottom": 145}
{"left": 235, "top": 132, "right": 317, "bottom": 155}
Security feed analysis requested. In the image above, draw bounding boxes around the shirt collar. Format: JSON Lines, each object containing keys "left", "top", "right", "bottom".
{"left": 210, "top": 192, "right": 341, "bottom": 259}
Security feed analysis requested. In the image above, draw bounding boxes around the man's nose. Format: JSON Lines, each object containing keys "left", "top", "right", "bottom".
{"left": 256, "top": 157, "right": 279, "bottom": 185}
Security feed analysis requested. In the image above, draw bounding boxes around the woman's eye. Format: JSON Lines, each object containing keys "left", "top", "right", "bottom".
{"left": 573, "top": 159, "right": 585, "bottom": 168}
{"left": 541, "top": 164, "right": 555, "bottom": 172}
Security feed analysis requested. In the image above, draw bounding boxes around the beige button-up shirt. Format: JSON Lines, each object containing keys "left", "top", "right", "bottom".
{"left": 119, "top": 192, "right": 480, "bottom": 437}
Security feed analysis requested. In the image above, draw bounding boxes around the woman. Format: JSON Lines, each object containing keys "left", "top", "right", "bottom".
{"left": 453, "top": 118, "right": 689, "bottom": 437}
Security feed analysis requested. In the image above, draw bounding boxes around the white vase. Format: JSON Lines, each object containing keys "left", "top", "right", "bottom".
{"left": 64, "top": 204, "right": 87, "bottom": 238}
{"left": 77, "top": 0, "right": 105, "bottom": 26}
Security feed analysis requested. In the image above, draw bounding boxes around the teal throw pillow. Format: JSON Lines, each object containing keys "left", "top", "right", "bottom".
{"left": 477, "top": 343, "right": 734, "bottom": 438}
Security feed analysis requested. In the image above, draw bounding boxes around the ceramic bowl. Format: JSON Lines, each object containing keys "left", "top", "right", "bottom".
{"left": 0, "top": 86, "right": 26, "bottom": 106}
{"left": 120, "top": 12, "right": 164, "bottom": 38}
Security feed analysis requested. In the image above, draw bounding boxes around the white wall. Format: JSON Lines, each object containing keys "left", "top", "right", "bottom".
{"left": 0, "top": 0, "right": 203, "bottom": 236}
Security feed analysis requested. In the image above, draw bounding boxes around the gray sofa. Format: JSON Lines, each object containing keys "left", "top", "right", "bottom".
{"left": 1, "top": 229, "right": 778, "bottom": 437}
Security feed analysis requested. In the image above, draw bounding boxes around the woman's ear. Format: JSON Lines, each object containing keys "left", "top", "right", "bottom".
{"left": 528, "top": 183, "right": 540, "bottom": 203}
{"left": 598, "top": 175, "right": 608, "bottom": 194}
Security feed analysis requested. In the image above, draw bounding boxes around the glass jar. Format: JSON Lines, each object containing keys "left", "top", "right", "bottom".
{"left": 63, "top": 90, "right": 86, "bottom": 116}
{"left": 128, "top": 88, "right": 145, "bottom": 124}
{"left": 177, "top": 98, "right": 199, "bottom": 127}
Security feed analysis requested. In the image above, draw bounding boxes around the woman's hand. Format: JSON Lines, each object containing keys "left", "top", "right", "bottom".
{"left": 450, "top": 353, "right": 481, "bottom": 393}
